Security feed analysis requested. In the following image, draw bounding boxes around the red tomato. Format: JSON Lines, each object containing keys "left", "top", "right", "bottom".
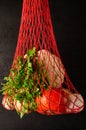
{"left": 35, "top": 87, "right": 64, "bottom": 115}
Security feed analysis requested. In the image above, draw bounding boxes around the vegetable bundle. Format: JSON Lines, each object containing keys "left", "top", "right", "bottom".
{"left": 1, "top": 47, "right": 84, "bottom": 118}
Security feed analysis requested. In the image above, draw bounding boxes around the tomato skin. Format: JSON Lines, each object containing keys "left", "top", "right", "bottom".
{"left": 35, "top": 87, "right": 63, "bottom": 115}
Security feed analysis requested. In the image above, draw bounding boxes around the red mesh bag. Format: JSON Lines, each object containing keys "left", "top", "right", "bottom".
{"left": 2, "top": 0, "right": 84, "bottom": 118}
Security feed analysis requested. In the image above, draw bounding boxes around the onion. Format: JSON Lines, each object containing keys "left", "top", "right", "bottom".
{"left": 14, "top": 99, "right": 30, "bottom": 114}
{"left": 66, "top": 93, "right": 84, "bottom": 113}
{"left": 2, "top": 95, "right": 14, "bottom": 110}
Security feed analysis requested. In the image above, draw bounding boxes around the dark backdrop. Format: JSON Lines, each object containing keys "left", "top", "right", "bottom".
{"left": 0, "top": 0, "right": 86, "bottom": 130}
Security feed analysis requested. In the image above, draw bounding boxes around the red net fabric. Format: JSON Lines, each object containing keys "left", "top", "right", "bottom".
{"left": 2, "top": 0, "right": 84, "bottom": 116}
{"left": 13, "top": 0, "right": 60, "bottom": 61}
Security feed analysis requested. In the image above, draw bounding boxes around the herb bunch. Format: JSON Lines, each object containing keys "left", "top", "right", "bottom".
{"left": 1, "top": 47, "right": 48, "bottom": 118}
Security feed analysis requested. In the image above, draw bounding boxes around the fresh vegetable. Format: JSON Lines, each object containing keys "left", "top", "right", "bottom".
{"left": 38, "top": 50, "right": 65, "bottom": 88}
{"left": 1, "top": 48, "right": 83, "bottom": 118}
{"left": 2, "top": 95, "right": 14, "bottom": 110}
{"left": 35, "top": 87, "right": 84, "bottom": 114}
{"left": 1, "top": 47, "right": 49, "bottom": 118}
{"left": 35, "top": 87, "right": 61, "bottom": 115}
{"left": 35, "top": 87, "right": 67, "bottom": 115}
{"left": 66, "top": 93, "right": 84, "bottom": 113}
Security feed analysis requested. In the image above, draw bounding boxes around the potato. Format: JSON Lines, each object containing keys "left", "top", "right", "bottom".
{"left": 38, "top": 49, "right": 65, "bottom": 88}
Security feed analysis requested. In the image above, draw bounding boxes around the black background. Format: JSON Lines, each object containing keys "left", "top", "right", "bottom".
{"left": 0, "top": 0, "right": 86, "bottom": 130}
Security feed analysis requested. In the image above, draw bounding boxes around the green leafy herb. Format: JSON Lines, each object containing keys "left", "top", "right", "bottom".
{"left": 1, "top": 47, "right": 48, "bottom": 118}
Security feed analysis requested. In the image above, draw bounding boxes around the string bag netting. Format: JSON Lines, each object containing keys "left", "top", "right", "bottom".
{"left": 1, "top": 0, "right": 84, "bottom": 118}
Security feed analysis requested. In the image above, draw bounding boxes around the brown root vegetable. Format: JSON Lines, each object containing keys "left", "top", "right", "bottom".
{"left": 38, "top": 50, "right": 65, "bottom": 88}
